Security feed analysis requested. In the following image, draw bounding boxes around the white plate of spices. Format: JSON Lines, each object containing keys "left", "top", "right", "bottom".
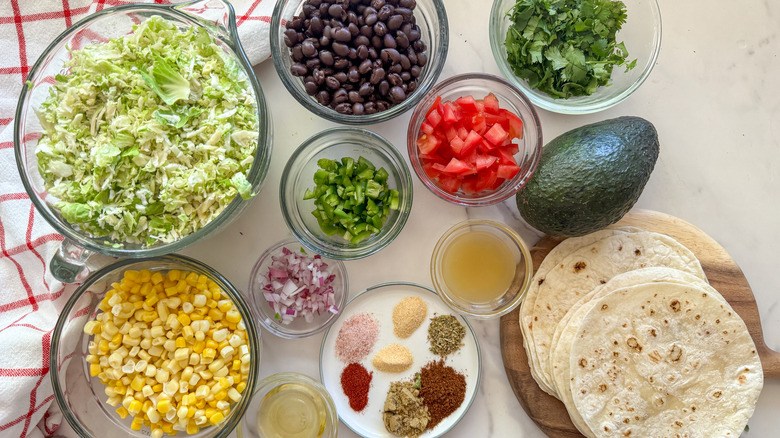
{"left": 319, "top": 281, "right": 482, "bottom": 437}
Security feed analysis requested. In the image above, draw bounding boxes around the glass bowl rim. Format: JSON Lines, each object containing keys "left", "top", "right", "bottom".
{"left": 318, "top": 280, "right": 483, "bottom": 437}
{"left": 488, "top": 0, "right": 663, "bottom": 114}
{"left": 49, "top": 253, "right": 261, "bottom": 438}
{"left": 235, "top": 371, "right": 339, "bottom": 438}
{"left": 247, "top": 237, "right": 349, "bottom": 339}
{"left": 406, "top": 72, "right": 543, "bottom": 206}
{"left": 14, "top": 0, "right": 273, "bottom": 257}
{"left": 430, "top": 219, "right": 534, "bottom": 319}
{"left": 279, "top": 126, "right": 414, "bottom": 260}
{"left": 269, "top": 0, "right": 450, "bottom": 125}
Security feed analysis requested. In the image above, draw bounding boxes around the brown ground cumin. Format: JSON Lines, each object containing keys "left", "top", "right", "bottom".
{"left": 418, "top": 359, "right": 466, "bottom": 429}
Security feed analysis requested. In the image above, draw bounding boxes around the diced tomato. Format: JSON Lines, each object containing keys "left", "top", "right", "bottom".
{"left": 445, "top": 126, "right": 458, "bottom": 142}
{"left": 462, "top": 130, "right": 482, "bottom": 156}
{"left": 426, "top": 96, "right": 442, "bottom": 118}
{"left": 432, "top": 162, "right": 448, "bottom": 173}
{"left": 484, "top": 123, "right": 509, "bottom": 146}
{"left": 441, "top": 157, "right": 472, "bottom": 175}
{"left": 472, "top": 114, "right": 487, "bottom": 135}
{"left": 475, "top": 100, "right": 485, "bottom": 114}
{"left": 423, "top": 163, "right": 440, "bottom": 179}
{"left": 478, "top": 139, "right": 495, "bottom": 153}
{"left": 457, "top": 126, "right": 469, "bottom": 141}
{"left": 504, "top": 142, "right": 520, "bottom": 155}
{"left": 475, "top": 168, "right": 498, "bottom": 192}
{"left": 420, "top": 121, "right": 434, "bottom": 135}
{"left": 502, "top": 109, "right": 524, "bottom": 139}
{"left": 483, "top": 93, "right": 500, "bottom": 114}
{"left": 417, "top": 134, "right": 441, "bottom": 155}
{"left": 497, "top": 164, "right": 521, "bottom": 180}
{"left": 426, "top": 109, "right": 443, "bottom": 127}
{"left": 496, "top": 148, "right": 518, "bottom": 166}
{"left": 440, "top": 102, "right": 460, "bottom": 124}
{"left": 449, "top": 136, "right": 465, "bottom": 156}
{"left": 437, "top": 175, "right": 460, "bottom": 193}
{"left": 475, "top": 154, "right": 498, "bottom": 171}
{"left": 455, "top": 95, "right": 477, "bottom": 112}
{"left": 460, "top": 176, "right": 478, "bottom": 194}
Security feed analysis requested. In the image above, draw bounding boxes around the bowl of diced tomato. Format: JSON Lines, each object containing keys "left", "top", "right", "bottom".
{"left": 407, "top": 73, "right": 542, "bottom": 206}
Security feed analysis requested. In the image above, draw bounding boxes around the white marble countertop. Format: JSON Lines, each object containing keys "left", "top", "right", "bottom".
{"left": 58, "top": 0, "right": 780, "bottom": 436}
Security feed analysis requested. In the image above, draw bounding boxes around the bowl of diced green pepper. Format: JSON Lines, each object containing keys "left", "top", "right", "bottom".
{"left": 279, "top": 127, "right": 413, "bottom": 260}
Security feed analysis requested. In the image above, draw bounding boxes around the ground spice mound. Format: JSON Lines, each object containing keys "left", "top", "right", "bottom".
{"left": 383, "top": 380, "right": 430, "bottom": 438}
{"left": 418, "top": 360, "right": 466, "bottom": 429}
{"left": 427, "top": 314, "right": 465, "bottom": 356}
{"left": 335, "top": 312, "right": 379, "bottom": 363}
{"left": 393, "top": 296, "right": 427, "bottom": 338}
{"left": 372, "top": 343, "right": 414, "bottom": 373}
{"left": 341, "top": 362, "right": 373, "bottom": 412}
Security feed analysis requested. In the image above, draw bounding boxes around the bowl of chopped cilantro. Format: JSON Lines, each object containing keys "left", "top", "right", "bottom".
{"left": 280, "top": 127, "right": 413, "bottom": 260}
{"left": 489, "top": 0, "right": 662, "bottom": 114}
{"left": 14, "top": 0, "right": 272, "bottom": 283}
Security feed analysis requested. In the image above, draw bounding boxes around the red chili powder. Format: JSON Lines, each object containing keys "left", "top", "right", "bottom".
{"left": 340, "top": 362, "right": 372, "bottom": 412}
{"left": 335, "top": 312, "right": 379, "bottom": 363}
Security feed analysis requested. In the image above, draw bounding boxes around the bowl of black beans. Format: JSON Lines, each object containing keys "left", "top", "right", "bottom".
{"left": 271, "top": 0, "right": 449, "bottom": 124}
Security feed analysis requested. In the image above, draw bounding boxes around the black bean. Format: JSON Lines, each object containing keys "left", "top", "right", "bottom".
{"left": 285, "top": 29, "right": 298, "bottom": 44}
{"left": 319, "top": 3, "right": 330, "bottom": 17}
{"left": 370, "top": 0, "right": 385, "bottom": 9}
{"left": 399, "top": 54, "right": 411, "bottom": 70}
{"left": 306, "top": 58, "right": 321, "bottom": 69}
{"left": 383, "top": 34, "right": 397, "bottom": 49}
{"left": 389, "top": 86, "right": 406, "bottom": 103}
{"left": 406, "top": 47, "right": 417, "bottom": 64}
{"left": 357, "top": 44, "right": 369, "bottom": 59}
{"left": 401, "top": 71, "right": 411, "bottom": 81}
{"left": 360, "top": 25, "right": 373, "bottom": 38}
{"left": 387, "top": 14, "right": 403, "bottom": 30}
{"left": 284, "top": 35, "right": 294, "bottom": 48}
{"left": 365, "top": 13, "right": 378, "bottom": 26}
{"left": 303, "top": 4, "right": 317, "bottom": 17}
{"left": 368, "top": 47, "right": 378, "bottom": 59}
{"left": 291, "top": 45, "right": 304, "bottom": 62}
{"left": 334, "top": 27, "right": 352, "bottom": 42}
{"left": 359, "top": 82, "right": 373, "bottom": 96}
{"left": 302, "top": 40, "right": 318, "bottom": 57}
{"left": 334, "top": 57, "right": 350, "bottom": 69}
{"left": 387, "top": 72, "right": 402, "bottom": 86}
{"left": 319, "top": 35, "right": 330, "bottom": 46}
{"left": 359, "top": 59, "right": 373, "bottom": 74}
{"left": 377, "top": 5, "right": 394, "bottom": 21}
{"left": 365, "top": 101, "right": 377, "bottom": 113}
{"left": 416, "top": 52, "right": 427, "bottom": 67}
{"left": 352, "top": 102, "right": 365, "bottom": 115}
{"left": 389, "top": 63, "right": 402, "bottom": 74}
{"left": 291, "top": 63, "right": 308, "bottom": 76}
{"left": 347, "top": 11, "right": 358, "bottom": 24}
{"left": 325, "top": 76, "right": 340, "bottom": 89}
{"left": 362, "top": 6, "right": 377, "bottom": 18}
{"left": 395, "top": 7, "right": 412, "bottom": 21}
{"left": 382, "top": 48, "right": 401, "bottom": 63}
{"left": 401, "top": 23, "right": 412, "bottom": 35}
{"left": 309, "top": 0, "right": 323, "bottom": 7}
{"left": 335, "top": 102, "right": 352, "bottom": 114}
{"left": 370, "top": 68, "right": 386, "bottom": 84}
{"left": 348, "top": 91, "right": 364, "bottom": 103}
{"left": 354, "top": 35, "right": 370, "bottom": 47}
{"left": 348, "top": 22, "right": 360, "bottom": 36}
{"left": 372, "top": 35, "right": 383, "bottom": 50}
{"left": 378, "top": 80, "right": 390, "bottom": 96}
{"left": 348, "top": 66, "right": 361, "bottom": 82}
{"left": 395, "top": 31, "right": 409, "bottom": 49}
{"left": 328, "top": 4, "right": 344, "bottom": 18}
{"left": 343, "top": 83, "right": 354, "bottom": 91}
{"left": 348, "top": 48, "right": 358, "bottom": 59}
{"left": 334, "top": 72, "right": 348, "bottom": 83}
{"left": 313, "top": 68, "right": 326, "bottom": 84}
{"left": 333, "top": 88, "right": 349, "bottom": 104}
{"left": 310, "top": 17, "right": 323, "bottom": 35}
{"left": 399, "top": 0, "right": 415, "bottom": 8}
{"left": 410, "top": 65, "right": 421, "bottom": 78}
{"left": 332, "top": 42, "right": 350, "bottom": 56}
{"left": 373, "top": 21, "right": 387, "bottom": 37}
{"left": 290, "top": 17, "right": 304, "bottom": 30}
{"left": 305, "top": 81, "right": 318, "bottom": 95}
{"left": 316, "top": 90, "right": 331, "bottom": 105}
{"left": 377, "top": 100, "right": 390, "bottom": 111}
{"left": 407, "top": 80, "right": 417, "bottom": 93}
{"left": 319, "top": 50, "right": 334, "bottom": 66}
{"left": 321, "top": 67, "right": 335, "bottom": 76}
{"left": 408, "top": 27, "right": 421, "bottom": 42}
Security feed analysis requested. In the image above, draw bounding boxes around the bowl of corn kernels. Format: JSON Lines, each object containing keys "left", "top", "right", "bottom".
{"left": 50, "top": 254, "right": 261, "bottom": 438}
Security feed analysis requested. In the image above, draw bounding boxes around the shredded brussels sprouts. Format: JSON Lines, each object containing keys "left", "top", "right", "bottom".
{"left": 35, "top": 16, "right": 259, "bottom": 245}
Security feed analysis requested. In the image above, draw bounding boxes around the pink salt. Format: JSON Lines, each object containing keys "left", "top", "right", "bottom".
{"left": 335, "top": 312, "right": 379, "bottom": 363}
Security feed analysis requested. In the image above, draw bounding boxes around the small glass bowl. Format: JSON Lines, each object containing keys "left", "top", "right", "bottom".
{"left": 50, "top": 254, "right": 261, "bottom": 438}
{"left": 247, "top": 237, "right": 349, "bottom": 339}
{"left": 431, "top": 219, "right": 533, "bottom": 318}
{"left": 270, "top": 0, "right": 449, "bottom": 125}
{"left": 280, "top": 127, "right": 413, "bottom": 260}
{"left": 236, "top": 372, "right": 338, "bottom": 438}
{"left": 406, "top": 73, "right": 542, "bottom": 206}
{"left": 489, "top": 0, "right": 662, "bottom": 114}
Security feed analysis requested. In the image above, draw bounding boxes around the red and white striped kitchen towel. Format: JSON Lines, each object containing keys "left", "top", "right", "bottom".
{"left": 0, "top": 1, "right": 274, "bottom": 436}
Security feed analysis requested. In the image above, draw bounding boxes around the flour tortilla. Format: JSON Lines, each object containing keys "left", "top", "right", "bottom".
{"left": 526, "top": 231, "right": 706, "bottom": 396}
{"left": 549, "top": 268, "right": 719, "bottom": 437}
{"left": 568, "top": 282, "right": 762, "bottom": 438}
{"left": 520, "top": 227, "right": 640, "bottom": 395}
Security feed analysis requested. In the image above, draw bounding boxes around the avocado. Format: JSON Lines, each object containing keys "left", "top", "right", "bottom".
{"left": 516, "top": 116, "right": 659, "bottom": 237}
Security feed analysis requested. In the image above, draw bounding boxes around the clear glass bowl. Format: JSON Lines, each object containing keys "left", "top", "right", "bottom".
{"left": 236, "top": 372, "right": 339, "bottom": 438}
{"left": 406, "top": 73, "right": 542, "bottom": 206}
{"left": 489, "top": 0, "right": 662, "bottom": 114}
{"left": 270, "top": 0, "right": 449, "bottom": 125}
{"left": 50, "top": 254, "right": 261, "bottom": 438}
{"left": 247, "top": 237, "right": 349, "bottom": 339}
{"left": 431, "top": 219, "right": 533, "bottom": 318}
{"left": 13, "top": 0, "right": 273, "bottom": 283}
{"left": 280, "top": 127, "right": 413, "bottom": 260}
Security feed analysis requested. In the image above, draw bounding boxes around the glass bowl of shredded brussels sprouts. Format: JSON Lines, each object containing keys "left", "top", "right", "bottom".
{"left": 13, "top": 0, "right": 272, "bottom": 283}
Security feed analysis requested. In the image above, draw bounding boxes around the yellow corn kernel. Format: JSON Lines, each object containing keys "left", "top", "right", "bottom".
{"left": 152, "top": 383, "right": 163, "bottom": 393}
{"left": 128, "top": 399, "right": 142, "bottom": 416}
{"left": 167, "top": 270, "right": 181, "bottom": 281}
{"left": 144, "top": 294, "right": 159, "bottom": 307}
{"left": 213, "top": 390, "right": 227, "bottom": 401}
{"left": 90, "top": 363, "right": 101, "bottom": 377}
{"left": 236, "top": 382, "right": 246, "bottom": 393}
{"left": 161, "top": 423, "right": 173, "bottom": 433}
{"left": 156, "top": 398, "right": 172, "bottom": 414}
{"left": 124, "top": 270, "right": 140, "bottom": 282}
{"left": 208, "top": 308, "right": 223, "bottom": 321}
{"left": 210, "top": 288, "right": 221, "bottom": 301}
{"left": 182, "top": 326, "right": 194, "bottom": 341}
{"left": 175, "top": 336, "right": 187, "bottom": 349}
{"left": 217, "top": 300, "right": 232, "bottom": 313}
{"left": 130, "top": 375, "right": 145, "bottom": 392}
{"left": 150, "top": 271, "right": 164, "bottom": 285}
{"left": 231, "top": 359, "right": 241, "bottom": 371}
{"left": 201, "top": 348, "right": 216, "bottom": 361}
{"left": 114, "top": 406, "right": 129, "bottom": 419}
{"left": 208, "top": 411, "right": 225, "bottom": 426}
{"left": 176, "top": 280, "right": 188, "bottom": 294}
{"left": 186, "top": 423, "right": 199, "bottom": 434}
{"left": 130, "top": 416, "right": 144, "bottom": 431}
{"left": 225, "top": 310, "right": 241, "bottom": 324}
{"left": 142, "top": 400, "right": 153, "bottom": 413}
{"left": 185, "top": 272, "right": 199, "bottom": 285}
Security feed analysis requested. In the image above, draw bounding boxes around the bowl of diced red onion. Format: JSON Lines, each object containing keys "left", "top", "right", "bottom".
{"left": 247, "top": 237, "right": 348, "bottom": 339}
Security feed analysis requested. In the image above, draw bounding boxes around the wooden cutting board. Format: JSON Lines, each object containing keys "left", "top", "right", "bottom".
{"left": 499, "top": 209, "right": 780, "bottom": 438}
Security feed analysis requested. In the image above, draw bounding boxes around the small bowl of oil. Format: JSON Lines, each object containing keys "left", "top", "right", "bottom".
{"left": 236, "top": 372, "right": 338, "bottom": 438}
{"left": 431, "top": 219, "right": 533, "bottom": 319}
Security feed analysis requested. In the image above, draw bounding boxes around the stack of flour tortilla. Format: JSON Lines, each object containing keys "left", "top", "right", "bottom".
{"left": 519, "top": 227, "right": 763, "bottom": 437}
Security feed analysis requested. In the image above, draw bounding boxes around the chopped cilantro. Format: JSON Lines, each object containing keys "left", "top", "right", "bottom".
{"left": 504, "top": 0, "right": 636, "bottom": 98}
